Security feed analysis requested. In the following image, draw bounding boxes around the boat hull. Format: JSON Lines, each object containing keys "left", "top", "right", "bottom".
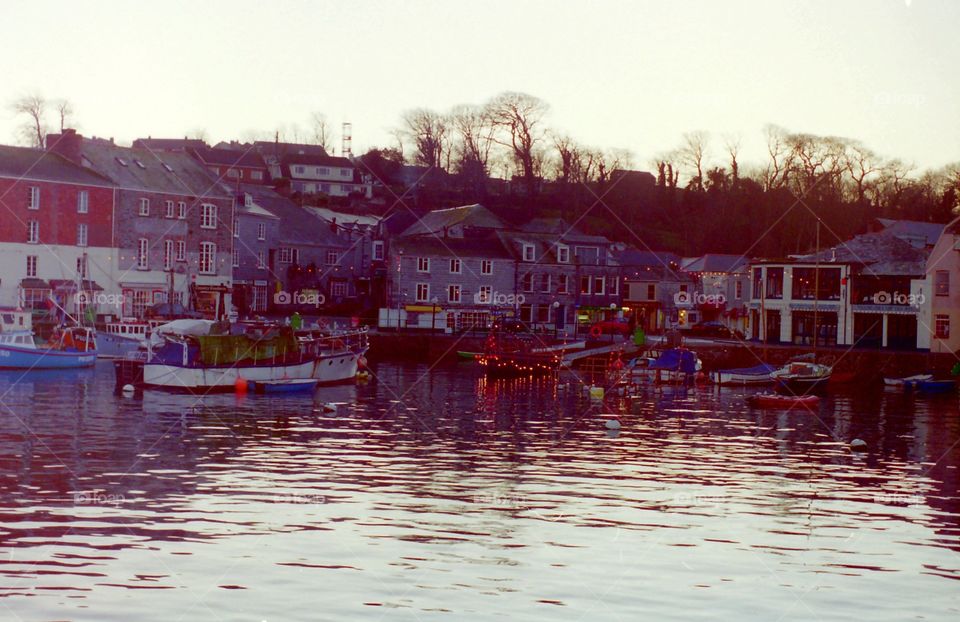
{"left": 142, "top": 349, "right": 364, "bottom": 391}
{"left": 710, "top": 370, "right": 773, "bottom": 386}
{"left": 0, "top": 344, "right": 97, "bottom": 369}
{"left": 749, "top": 393, "right": 821, "bottom": 409}
{"left": 775, "top": 376, "right": 830, "bottom": 394}
{"left": 96, "top": 332, "right": 143, "bottom": 359}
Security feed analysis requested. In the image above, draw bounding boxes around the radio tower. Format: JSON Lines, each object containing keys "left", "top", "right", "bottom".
{"left": 341, "top": 122, "right": 353, "bottom": 159}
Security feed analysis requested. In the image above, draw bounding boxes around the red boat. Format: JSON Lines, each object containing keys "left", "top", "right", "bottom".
{"left": 748, "top": 393, "right": 821, "bottom": 409}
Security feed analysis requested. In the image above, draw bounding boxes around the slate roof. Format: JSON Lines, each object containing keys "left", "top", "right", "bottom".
{"left": 392, "top": 231, "right": 514, "bottom": 258}
{"left": 400, "top": 204, "right": 505, "bottom": 237}
{"left": 132, "top": 137, "right": 209, "bottom": 152}
{"left": 518, "top": 217, "right": 610, "bottom": 244}
{"left": 799, "top": 231, "right": 927, "bottom": 276}
{"left": 192, "top": 147, "right": 267, "bottom": 169}
{"left": 237, "top": 185, "right": 346, "bottom": 248}
{"left": 281, "top": 153, "right": 354, "bottom": 169}
{"left": 253, "top": 141, "right": 329, "bottom": 158}
{"left": 0, "top": 145, "right": 114, "bottom": 186}
{"left": 681, "top": 254, "right": 749, "bottom": 273}
{"left": 306, "top": 207, "right": 381, "bottom": 228}
{"left": 80, "top": 139, "right": 229, "bottom": 198}
{"left": 875, "top": 218, "right": 945, "bottom": 248}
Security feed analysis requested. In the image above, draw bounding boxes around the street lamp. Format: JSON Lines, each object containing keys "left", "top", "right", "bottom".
{"left": 552, "top": 301, "right": 560, "bottom": 338}
{"left": 431, "top": 296, "right": 439, "bottom": 334}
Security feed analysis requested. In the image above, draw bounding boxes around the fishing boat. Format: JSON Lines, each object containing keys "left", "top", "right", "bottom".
{"left": 748, "top": 392, "right": 821, "bottom": 409}
{"left": 457, "top": 350, "right": 480, "bottom": 361}
{"left": 629, "top": 348, "right": 701, "bottom": 384}
{"left": 477, "top": 328, "right": 560, "bottom": 378}
{"left": 96, "top": 318, "right": 155, "bottom": 359}
{"left": 771, "top": 357, "right": 832, "bottom": 393}
{"left": 883, "top": 373, "right": 933, "bottom": 388}
{"left": 116, "top": 319, "right": 368, "bottom": 391}
{"left": 710, "top": 363, "right": 776, "bottom": 386}
{"left": 0, "top": 310, "right": 97, "bottom": 369}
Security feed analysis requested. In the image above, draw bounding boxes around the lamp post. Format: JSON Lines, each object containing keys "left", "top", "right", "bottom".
{"left": 396, "top": 250, "right": 403, "bottom": 332}
{"left": 552, "top": 300, "right": 560, "bottom": 338}
{"left": 609, "top": 302, "right": 617, "bottom": 341}
{"left": 431, "top": 296, "right": 439, "bottom": 334}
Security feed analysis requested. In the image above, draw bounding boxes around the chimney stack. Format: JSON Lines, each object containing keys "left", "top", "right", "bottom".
{"left": 45, "top": 128, "right": 82, "bottom": 165}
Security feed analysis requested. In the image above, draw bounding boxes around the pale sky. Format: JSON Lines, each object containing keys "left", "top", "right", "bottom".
{"left": 1, "top": 0, "right": 957, "bottom": 172}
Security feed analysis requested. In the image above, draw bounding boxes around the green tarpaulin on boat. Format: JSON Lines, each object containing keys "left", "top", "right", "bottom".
{"left": 196, "top": 330, "right": 299, "bottom": 365}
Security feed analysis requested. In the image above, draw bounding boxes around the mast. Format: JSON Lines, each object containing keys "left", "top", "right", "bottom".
{"left": 813, "top": 218, "right": 820, "bottom": 361}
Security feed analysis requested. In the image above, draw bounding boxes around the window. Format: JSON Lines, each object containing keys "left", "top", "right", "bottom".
{"left": 448, "top": 284, "right": 461, "bottom": 303}
{"left": 165, "top": 200, "right": 175, "bottom": 218}
{"left": 594, "top": 276, "right": 606, "bottom": 296}
{"left": 76, "top": 256, "right": 87, "bottom": 278}
{"left": 331, "top": 281, "right": 347, "bottom": 297}
{"left": 541, "top": 274, "right": 551, "bottom": 293}
{"left": 27, "top": 186, "right": 40, "bottom": 210}
{"left": 478, "top": 285, "right": 492, "bottom": 303}
{"left": 580, "top": 275, "right": 591, "bottom": 295}
{"left": 372, "top": 240, "right": 384, "bottom": 261}
{"left": 137, "top": 238, "right": 149, "bottom": 270}
{"left": 574, "top": 246, "right": 599, "bottom": 265}
{"left": 232, "top": 248, "right": 240, "bottom": 268}
{"left": 199, "top": 242, "right": 216, "bottom": 274}
{"left": 294, "top": 165, "right": 305, "bottom": 175}
{"left": 340, "top": 169, "right": 350, "bottom": 177}
{"left": 227, "top": 168, "right": 239, "bottom": 178}
{"left": 522, "top": 273, "right": 534, "bottom": 292}
{"left": 76, "top": 223, "right": 88, "bottom": 247}
{"left": 557, "top": 245, "right": 570, "bottom": 263}
{"left": 21, "top": 287, "right": 49, "bottom": 310}
{"left": 558, "top": 274, "right": 569, "bottom": 294}
{"left": 481, "top": 260, "right": 493, "bottom": 275}
{"left": 936, "top": 270, "right": 949, "bottom": 297}
{"left": 257, "top": 223, "right": 266, "bottom": 240}
{"left": 449, "top": 258, "right": 461, "bottom": 274}
{"left": 77, "top": 190, "right": 88, "bottom": 213}
{"left": 250, "top": 170, "right": 263, "bottom": 181}
{"left": 165, "top": 240, "right": 174, "bottom": 270}
{"left": 607, "top": 276, "right": 619, "bottom": 296}
{"left": 27, "top": 220, "right": 39, "bottom": 244}
{"left": 735, "top": 281, "right": 743, "bottom": 299}
{"left": 178, "top": 201, "right": 187, "bottom": 219}
{"left": 279, "top": 247, "right": 294, "bottom": 264}
{"left": 139, "top": 198, "right": 150, "bottom": 216}
{"left": 935, "top": 314, "right": 950, "bottom": 339}
{"left": 325, "top": 251, "right": 340, "bottom": 266}
{"left": 176, "top": 240, "right": 186, "bottom": 262}
{"left": 522, "top": 244, "right": 536, "bottom": 262}
{"left": 200, "top": 203, "right": 217, "bottom": 229}
{"left": 26, "top": 255, "right": 37, "bottom": 277}
{"left": 416, "top": 283, "right": 430, "bottom": 302}
{"left": 417, "top": 257, "right": 430, "bottom": 273}
{"left": 257, "top": 250, "right": 266, "bottom": 269}
{"left": 647, "top": 284, "right": 656, "bottom": 300}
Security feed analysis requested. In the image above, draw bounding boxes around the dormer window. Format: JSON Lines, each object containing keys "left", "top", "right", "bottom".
{"left": 244, "top": 194, "right": 253, "bottom": 207}
{"left": 522, "top": 244, "right": 536, "bottom": 262}
{"left": 557, "top": 244, "right": 570, "bottom": 264}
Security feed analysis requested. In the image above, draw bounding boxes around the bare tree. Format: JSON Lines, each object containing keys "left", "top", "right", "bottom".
{"left": 842, "top": 140, "right": 880, "bottom": 204}
{"left": 487, "top": 91, "right": 549, "bottom": 195}
{"left": 762, "top": 124, "right": 793, "bottom": 191}
{"left": 676, "top": 131, "right": 709, "bottom": 191}
{"left": 450, "top": 104, "right": 496, "bottom": 176}
{"left": 401, "top": 108, "right": 449, "bottom": 169}
{"left": 309, "top": 112, "right": 332, "bottom": 151}
{"left": 723, "top": 134, "right": 741, "bottom": 185}
{"left": 596, "top": 148, "right": 633, "bottom": 183}
{"left": 10, "top": 93, "right": 48, "bottom": 147}
{"left": 54, "top": 99, "right": 74, "bottom": 132}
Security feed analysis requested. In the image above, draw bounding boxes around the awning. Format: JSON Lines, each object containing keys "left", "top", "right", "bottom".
{"left": 19, "top": 278, "right": 50, "bottom": 289}
{"left": 48, "top": 279, "right": 103, "bottom": 292}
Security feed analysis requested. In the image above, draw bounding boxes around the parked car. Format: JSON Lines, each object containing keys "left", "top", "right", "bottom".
{"left": 688, "top": 321, "right": 734, "bottom": 338}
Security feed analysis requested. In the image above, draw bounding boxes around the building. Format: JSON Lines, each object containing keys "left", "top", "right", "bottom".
{"left": 131, "top": 137, "right": 208, "bottom": 153}
{"left": 871, "top": 218, "right": 945, "bottom": 251}
{"left": 615, "top": 247, "right": 691, "bottom": 333}
{"left": 229, "top": 188, "right": 280, "bottom": 315}
{"left": 280, "top": 153, "right": 372, "bottom": 198}
{"left": 191, "top": 148, "right": 271, "bottom": 185}
{"left": 0, "top": 144, "right": 116, "bottom": 318}
{"left": 925, "top": 217, "right": 960, "bottom": 353}
{"left": 47, "top": 130, "right": 235, "bottom": 319}
{"left": 747, "top": 231, "right": 928, "bottom": 349}
{"left": 680, "top": 254, "right": 750, "bottom": 333}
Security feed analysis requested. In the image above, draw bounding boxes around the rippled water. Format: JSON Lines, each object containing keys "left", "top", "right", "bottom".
{"left": 0, "top": 360, "right": 958, "bottom": 621}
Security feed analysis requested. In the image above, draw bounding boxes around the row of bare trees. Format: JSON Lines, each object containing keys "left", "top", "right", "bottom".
{"left": 8, "top": 94, "right": 75, "bottom": 148}
{"left": 395, "top": 91, "right": 634, "bottom": 196}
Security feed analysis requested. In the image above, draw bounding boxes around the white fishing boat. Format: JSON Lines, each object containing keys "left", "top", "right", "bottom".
{"left": 96, "top": 318, "right": 154, "bottom": 359}
{"left": 883, "top": 373, "right": 933, "bottom": 387}
{"left": 771, "top": 357, "right": 832, "bottom": 393}
{"left": 710, "top": 363, "right": 776, "bottom": 386}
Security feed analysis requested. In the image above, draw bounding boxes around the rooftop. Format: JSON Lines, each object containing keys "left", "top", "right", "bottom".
{"left": 0, "top": 145, "right": 114, "bottom": 186}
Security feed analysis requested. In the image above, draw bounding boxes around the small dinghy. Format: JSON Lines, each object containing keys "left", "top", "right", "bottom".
{"left": 710, "top": 363, "right": 775, "bottom": 386}
{"left": 249, "top": 378, "right": 319, "bottom": 394}
{"left": 748, "top": 392, "right": 821, "bottom": 409}
{"left": 884, "top": 373, "right": 933, "bottom": 388}
{"left": 907, "top": 378, "right": 956, "bottom": 394}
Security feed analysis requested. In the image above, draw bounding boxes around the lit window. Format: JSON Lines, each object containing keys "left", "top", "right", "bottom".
{"left": 448, "top": 284, "right": 461, "bottom": 303}
{"left": 936, "top": 271, "right": 949, "bottom": 296}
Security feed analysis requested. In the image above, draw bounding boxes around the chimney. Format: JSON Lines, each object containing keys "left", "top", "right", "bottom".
{"left": 46, "top": 128, "right": 82, "bottom": 165}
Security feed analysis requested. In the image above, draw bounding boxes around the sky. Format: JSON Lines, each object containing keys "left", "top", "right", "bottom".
{"left": 1, "top": 0, "right": 957, "bottom": 173}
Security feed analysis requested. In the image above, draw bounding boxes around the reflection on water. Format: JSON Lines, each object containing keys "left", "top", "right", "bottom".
{"left": 0, "top": 360, "right": 958, "bottom": 621}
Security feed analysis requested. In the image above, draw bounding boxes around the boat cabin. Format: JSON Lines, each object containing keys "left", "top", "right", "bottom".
{"left": 0, "top": 308, "right": 33, "bottom": 333}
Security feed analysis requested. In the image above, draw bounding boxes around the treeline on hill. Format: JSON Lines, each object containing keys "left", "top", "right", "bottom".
{"left": 357, "top": 92, "right": 960, "bottom": 258}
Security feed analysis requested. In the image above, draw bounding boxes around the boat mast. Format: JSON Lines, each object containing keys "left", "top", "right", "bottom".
{"left": 813, "top": 218, "right": 820, "bottom": 362}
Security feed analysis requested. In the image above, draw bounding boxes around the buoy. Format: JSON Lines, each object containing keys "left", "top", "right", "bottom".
{"left": 234, "top": 378, "right": 248, "bottom": 394}
{"left": 323, "top": 403, "right": 337, "bottom": 412}
{"left": 850, "top": 439, "right": 868, "bottom": 451}
{"left": 358, "top": 356, "right": 368, "bottom": 369}
{"left": 605, "top": 419, "right": 621, "bottom": 430}
{"left": 121, "top": 384, "right": 135, "bottom": 394}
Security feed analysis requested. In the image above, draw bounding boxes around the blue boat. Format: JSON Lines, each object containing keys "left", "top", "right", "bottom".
{"left": 248, "top": 378, "right": 319, "bottom": 394}
{"left": 906, "top": 378, "right": 956, "bottom": 393}
{"left": 0, "top": 326, "right": 98, "bottom": 369}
